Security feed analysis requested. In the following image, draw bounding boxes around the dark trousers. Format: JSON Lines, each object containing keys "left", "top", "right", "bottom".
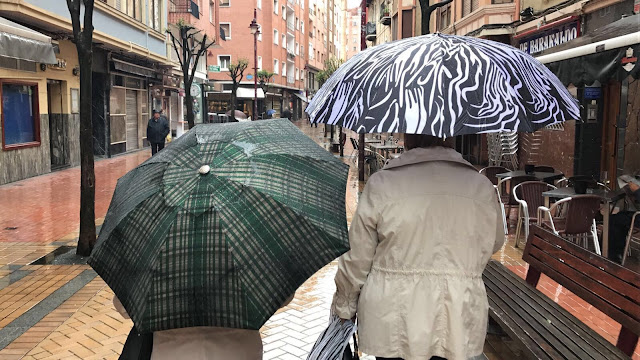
{"left": 150, "top": 142, "right": 165, "bottom": 155}
{"left": 608, "top": 211, "right": 635, "bottom": 262}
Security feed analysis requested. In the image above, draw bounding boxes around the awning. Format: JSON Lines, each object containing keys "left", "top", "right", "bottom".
{"left": 206, "top": 88, "right": 265, "bottom": 99}
{"left": 235, "top": 88, "right": 265, "bottom": 99}
{"left": 0, "top": 17, "right": 56, "bottom": 64}
{"left": 112, "top": 58, "right": 156, "bottom": 77}
{"left": 293, "top": 93, "right": 309, "bottom": 103}
{"left": 538, "top": 14, "right": 640, "bottom": 86}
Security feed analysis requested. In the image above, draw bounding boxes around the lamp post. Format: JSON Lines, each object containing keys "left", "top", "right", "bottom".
{"left": 249, "top": 9, "right": 260, "bottom": 120}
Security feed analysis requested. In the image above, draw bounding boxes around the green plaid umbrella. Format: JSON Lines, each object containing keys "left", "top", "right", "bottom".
{"left": 88, "top": 119, "right": 349, "bottom": 333}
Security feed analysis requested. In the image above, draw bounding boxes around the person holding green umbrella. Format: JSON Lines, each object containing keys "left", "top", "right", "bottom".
{"left": 89, "top": 119, "right": 350, "bottom": 359}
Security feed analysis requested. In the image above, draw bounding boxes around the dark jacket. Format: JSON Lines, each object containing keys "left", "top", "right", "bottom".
{"left": 147, "top": 117, "right": 170, "bottom": 144}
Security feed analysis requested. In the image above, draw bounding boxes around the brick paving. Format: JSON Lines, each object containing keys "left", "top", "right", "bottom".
{"left": 0, "top": 122, "right": 638, "bottom": 359}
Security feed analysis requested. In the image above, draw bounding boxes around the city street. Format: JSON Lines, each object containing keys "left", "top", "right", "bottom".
{"left": 0, "top": 122, "right": 638, "bottom": 360}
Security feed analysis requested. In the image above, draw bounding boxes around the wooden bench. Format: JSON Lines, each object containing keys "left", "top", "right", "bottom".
{"left": 483, "top": 225, "right": 640, "bottom": 359}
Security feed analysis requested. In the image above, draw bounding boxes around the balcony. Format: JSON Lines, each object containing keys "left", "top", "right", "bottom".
{"left": 287, "top": 51, "right": 296, "bottom": 60}
{"left": 287, "top": 75, "right": 295, "bottom": 84}
{"left": 365, "top": 22, "right": 376, "bottom": 41}
{"left": 380, "top": 14, "right": 391, "bottom": 26}
{"left": 169, "top": 0, "right": 199, "bottom": 19}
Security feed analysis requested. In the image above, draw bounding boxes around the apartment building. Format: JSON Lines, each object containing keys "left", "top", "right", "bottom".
{"left": 344, "top": 8, "right": 360, "bottom": 60}
{"left": 206, "top": 0, "right": 308, "bottom": 119}
{"left": 306, "top": 0, "right": 329, "bottom": 97}
{"left": 0, "top": 0, "right": 172, "bottom": 184}
{"left": 364, "top": 0, "right": 421, "bottom": 46}
{"left": 167, "top": 0, "right": 217, "bottom": 134}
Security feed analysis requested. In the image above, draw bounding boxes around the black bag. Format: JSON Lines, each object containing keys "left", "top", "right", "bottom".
{"left": 342, "top": 334, "right": 359, "bottom": 360}
{"left": 119, "top": 327, "right": 153, "bottom": 360}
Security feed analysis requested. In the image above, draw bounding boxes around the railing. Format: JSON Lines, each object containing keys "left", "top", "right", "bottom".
{"left": 169, "top": 0, "right": 199, "bottom": 18}
{"left": 287, "top": 75, "right": 295, "bottom": 84}
{"left": 287, "top": 20, "right": 295, "bottom": 31}
{"left": 287, "top": 51, "right": 296, "bottom": 59}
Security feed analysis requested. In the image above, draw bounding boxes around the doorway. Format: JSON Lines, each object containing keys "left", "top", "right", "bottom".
{"left": 47, "top": 80, "right": 69, "bottom": 170}
{"left": 125, "top": 89, "right": 139, "bottom": 151}
{"left": 601, "top": 82, "right": 621, "bottom": 187}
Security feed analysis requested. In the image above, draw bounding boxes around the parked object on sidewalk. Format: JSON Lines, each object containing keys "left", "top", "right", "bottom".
{"left": 306, "top": 34, "right": 579, "bottom": 136}
{"left": 89, "top": 119, "right": 350, "bottom": 333}
{"left": 307, "top": 315, "right": 358, "bottom": 360}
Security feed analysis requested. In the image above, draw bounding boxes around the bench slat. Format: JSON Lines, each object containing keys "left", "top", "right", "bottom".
{"left": 530, "top": 238, "right": 640, "bottom": 304}
{"left": 484, "top": 263, "right": 606, "bottom": 360}
{"left": 485, "top": 279, "right": 557, "bottom": 360}
{"left": 529, "top": 226, "right": 640, "bottom": 285}
{"left": 486, "top": 296, "right": 554, "bottom": 360}
{"left": 528, "top": 245, "right": 640, "bottom": 324}
{"left": 485, "top": 261, "right": 628, "bottom": 359}
{"left": 526, "top": 246, "right": 640, "bottom": 335}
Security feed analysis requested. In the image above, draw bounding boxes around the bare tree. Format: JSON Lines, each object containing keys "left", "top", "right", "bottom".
{"left": 227, "top": 59, "right": 249, "bottom": 121}
{"left": 168, "top": 20, "right": 216, "bottom": 128}
{"left": 66, "top": 0, "right": 95, "bottom": 256}
{"left": 257, "top": 70, "right": 275, "bottom": 113}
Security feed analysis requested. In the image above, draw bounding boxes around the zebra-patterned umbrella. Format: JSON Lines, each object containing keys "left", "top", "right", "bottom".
{"left": 306, "top": 34, "right": 580, "bottom": 137}
{"left": 88, "top": 119, "right": 349, "bottom": 333}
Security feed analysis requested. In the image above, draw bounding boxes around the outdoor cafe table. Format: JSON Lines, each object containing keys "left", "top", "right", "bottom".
{"left": 496, "top": 170, "right": 565, "bottom": 183}
{"left": 542, "top": 187, "right": 625, "bottom": 258}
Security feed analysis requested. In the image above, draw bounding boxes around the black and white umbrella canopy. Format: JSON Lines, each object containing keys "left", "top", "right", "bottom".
{"left": 305, "top": 34, "right": 580, "bottom": 137}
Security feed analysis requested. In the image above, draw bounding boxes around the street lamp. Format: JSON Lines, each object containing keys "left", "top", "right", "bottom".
{"left": 249, "top": 9, "right": 260, "bottom": 120}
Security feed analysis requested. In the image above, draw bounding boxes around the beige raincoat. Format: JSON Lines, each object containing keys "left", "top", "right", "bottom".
{"left": 332, "top": 147, "right": 505, "bottom": 360}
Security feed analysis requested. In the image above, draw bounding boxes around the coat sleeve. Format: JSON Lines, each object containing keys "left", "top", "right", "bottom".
{"left": 492, "top": 193, "right": 506, "bottom": 254}
{"left": 331, "top": 177, "right": 380, "bottom": 320}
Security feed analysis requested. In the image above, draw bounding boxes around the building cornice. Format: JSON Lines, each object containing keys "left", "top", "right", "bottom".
{"left": 451, "top": 3, "right": 517, "bottom": 33}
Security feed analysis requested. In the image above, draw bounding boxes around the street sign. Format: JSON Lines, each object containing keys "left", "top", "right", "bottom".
{"left": 584, "top": 87, "right": 601, "bottom": 100}
{"left": 247, "top": 74, "right": 253, "bottom": 80}
{"left": 208, "top": 65, "right": 220, "bottom": 72}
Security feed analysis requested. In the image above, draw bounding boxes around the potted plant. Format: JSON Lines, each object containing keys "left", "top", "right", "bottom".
{"left": 381, "top": 6, "right": 390, "bottom": 17}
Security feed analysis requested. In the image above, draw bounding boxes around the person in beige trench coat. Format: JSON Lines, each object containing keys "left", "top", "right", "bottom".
{"left": 332, "top": 135, "right": 505, "bottom": 360}
{"left": 114, "top": 295, "right": 293, "bottom": 360}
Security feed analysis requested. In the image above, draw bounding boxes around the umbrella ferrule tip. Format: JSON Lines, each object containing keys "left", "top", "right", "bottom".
{"left": 199, "top": 165, "right": 211, "bottom": 175}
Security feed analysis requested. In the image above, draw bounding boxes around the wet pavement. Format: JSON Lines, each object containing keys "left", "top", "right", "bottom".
{"left": 0, "top": 122, "right": 638, "bottom": 359}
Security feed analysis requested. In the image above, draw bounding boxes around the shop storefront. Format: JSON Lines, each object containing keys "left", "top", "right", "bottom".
{"left": 0, "top": 17, "right": 79, "bottom": 185}
{"left": 108, "top": 72, "right": 149, "bottom": 155}
{"left": 535, "top": 13, "right": 640, "bottom": 185}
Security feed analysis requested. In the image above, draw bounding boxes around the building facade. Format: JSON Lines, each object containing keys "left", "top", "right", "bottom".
{"left": 306, "top": 0, "right": 330, "bottom": 98}
{"left": 344, "top": 8, "right": 360, "bottom": 60}
{"left": 206, "top": 0, "right": 308, "bottom": 120}
{"left": 0, "top": 0, "right": 173, "bottom": 184}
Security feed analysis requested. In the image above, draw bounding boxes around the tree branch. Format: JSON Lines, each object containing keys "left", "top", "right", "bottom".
{"left": 168, "top": 31, "right": 185, "bottom": 68}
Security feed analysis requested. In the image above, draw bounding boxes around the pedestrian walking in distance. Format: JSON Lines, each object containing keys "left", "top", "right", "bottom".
{"left": 147, "top": 109, "right": 169, "bottom": 155}
{"left": 332, "top": 135, "right": 505, "bottom": 360}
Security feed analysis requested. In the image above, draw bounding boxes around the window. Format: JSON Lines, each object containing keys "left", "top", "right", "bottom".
{"left": 218, "top": 55, "right": 231, "bottom": 70}
{"left": 274, "top": 29, "right": 279, "bottom": 44}
{"left": 282, "top": 6, "right": 286, "bottom": 19}
{"left": 295, "top": 68, "right": 299, "bottom": 80}
{"left": 301, "top": 22, "right": 304, "bottom": 34}
{"left": 258, "top": 25, "right": 262, "bottom": 41}
{"left": 257, "top": 0, "right": 262, "bottom": 9}
{"left": 220, "top": 23, "right": 231, "bottom": 39}
{"left": 1, "top": 82, "right": 40, "bottom": 149}
{"left": 282, "top": 34, "right": 286, "bottom": 47}
{"left": 274, "top": 0, "right": 278, "bottom": 13}
{"left": 296, "top": 17, "right": 299, "bottom": 30}
{"left": 353, "top": 46, "right": 356, "bottom": 51}
{"left": 209, "top": 1, "right": 214, "bottom": 22}
{"left": 151, "top": 0, "right": 161, "bottom": 32}
{"left": 295, "top": 42, "right": 299, "bottom": 55}
{"left": 282, "top": 63, "right": 286, "bottom": 76}
{"left": 462, "top": 0, "right": 478, "bottom": 16}
{"left": 220, "top": 0, "right": 230, "bottom": 6}
{"left": 437, "top": 4, "right": 451, "bottom": 30}
{"left": 274, "top": 59, "right": 279, "bottom": 74}
{"left": 309, "top": 43, "right": 314, "bottom": 59}
{"left": 258, "top": 56, "right": 263, "bottom": 70}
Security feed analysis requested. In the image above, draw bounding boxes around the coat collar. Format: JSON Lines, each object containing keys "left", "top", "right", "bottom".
{"left": 384, "top": 147, "right": 477, "bottom": 171}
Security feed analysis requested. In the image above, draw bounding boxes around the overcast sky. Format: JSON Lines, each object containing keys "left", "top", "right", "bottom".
{"left": 347, "top": 0, "right": 360, "bottom": 9}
